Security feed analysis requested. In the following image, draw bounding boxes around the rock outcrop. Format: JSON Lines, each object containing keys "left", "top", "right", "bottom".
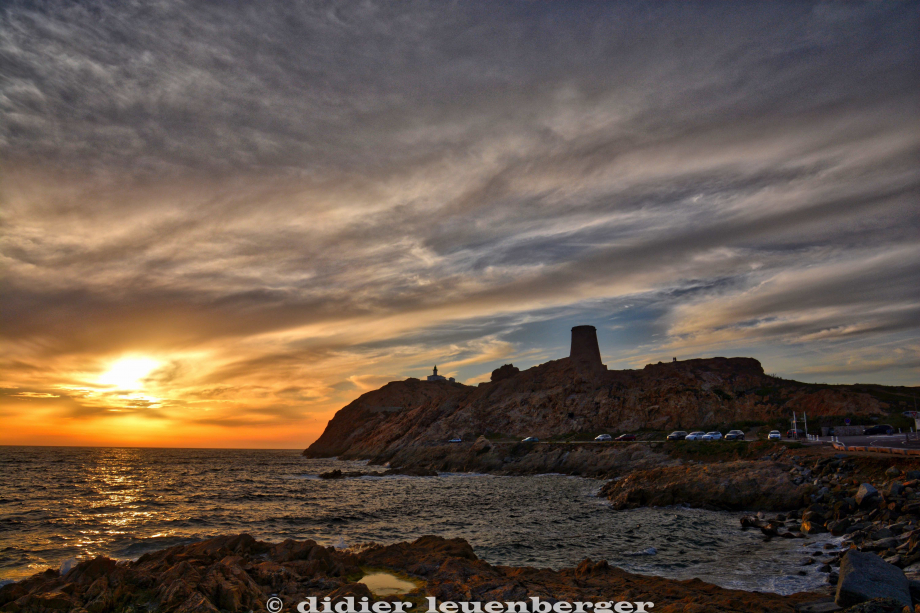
{"left": 490, "top": 364, "right": 520, "bottom": 383}
{"left": 601, "top": 460, "right": 814, "bottom": 511}
{"left": 0, "top": 534, "right": 825, "bottom": 613}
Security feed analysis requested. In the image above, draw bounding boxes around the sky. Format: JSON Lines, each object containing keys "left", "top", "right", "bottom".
{"left": 1, "top": 1, "right": 918, "bottom": 449}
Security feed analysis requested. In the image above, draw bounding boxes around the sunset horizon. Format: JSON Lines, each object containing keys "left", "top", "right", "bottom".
{"left": 2, "top": 1, "right": 918, "bottom": 450}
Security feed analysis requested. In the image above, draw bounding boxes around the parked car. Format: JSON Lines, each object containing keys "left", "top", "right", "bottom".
{"left": 667, "top": 431, "right": 688, "bottom": 441}
{"left": 684, "top": 431, "right": 707, "bottom": 441}
{"left": 702, "top": 431, "right": 723, "bottom": 441}
{"left": 594, "top": 434, "right": 612, "bottom": 441}
{"left": 768, "top": 430, "right": 781, "bottom": 440}
{"left": 864, "top": 424, "right": 895, "bottom": 435}
{"left": 724, "top": 430, "right": 745, "bottom": 441}
{"left": 615, "top": 434, "right": 637, "bottom": 441}
{"left": 448, "top": 437, "right": 462, "bottom": 443}
{"left": 786, "top": 429, "right": 807, "bottom": 439}
{"left": 521, "top": 436, "right": 539, "bottom": 443}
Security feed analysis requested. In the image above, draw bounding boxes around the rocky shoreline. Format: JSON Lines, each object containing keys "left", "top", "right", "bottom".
{"left": 0, "top": 534, "right": 827, "bottom": 613}
{"left": 309, "top": 438, "right": 920, "bottom": 609}
{"left": 738, "top": 458, "right": 920, "bottom": 582}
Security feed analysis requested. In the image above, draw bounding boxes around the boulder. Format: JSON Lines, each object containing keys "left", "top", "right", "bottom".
{"left": 867, "top": 538, "right": 899, "bottom": 552}
{"left": 835, "top": 550, "right": 911, "bottom": 608}
{"left": 63, "top": 556, "right": 118, "bottom": 586}
{"left": 856, "top": 484, "right": 880, "bottom": 507}
{"left": 871, "top": 528, "right": 894, "bottom": 540}
{"left": 884, "top": 466, "right": 901, "bottom": 479}
{"left": 802, "top": 520, "right": 828, "bottom": 534}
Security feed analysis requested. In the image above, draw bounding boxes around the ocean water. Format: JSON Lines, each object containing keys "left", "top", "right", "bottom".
{"left": 0, "top": 447, "right": 836, "bottom": 594}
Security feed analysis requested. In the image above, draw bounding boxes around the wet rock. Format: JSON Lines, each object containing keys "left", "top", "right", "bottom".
{"left": 802, "top": 520, "right": 829, "bottom": 534}
{"left": 835, "top": 550, "right": 911, "bottom": 609}
{"left": 838, "top": 597, "right": 909, "bottom": 612}
{"left": 828, "top": 519, "right": 853, "bottom": 536}
{"left": 871, "top": 528, "right": 894, "bottom": 540}
{"left": 867, "top": 538, "right": 899, "bottom": 552}
{"left": 886, "top": 482, "right": 904, "bottom": 498}
{"left": 856, "top": 484, "right": 880, "bottom": 507}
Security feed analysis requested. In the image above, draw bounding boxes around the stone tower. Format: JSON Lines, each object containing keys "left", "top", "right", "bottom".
{"left": 569, "top": 325, "right": 605, "bottom": 370}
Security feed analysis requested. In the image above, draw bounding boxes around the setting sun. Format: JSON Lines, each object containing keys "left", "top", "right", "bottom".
{"left": 98, "top": 357, "right": 160, "bottom": 390}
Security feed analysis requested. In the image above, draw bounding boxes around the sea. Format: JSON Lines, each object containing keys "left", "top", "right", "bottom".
{"left": 0, "top": 446, "right": 839, "bottom": 594}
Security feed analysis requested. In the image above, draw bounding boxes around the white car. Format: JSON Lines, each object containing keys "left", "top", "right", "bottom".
{"left": 594, "top": 434, "right": 612, "bottom": 441}
{"left": 684, "top": 431, "right": 707, "bottom": 441}
{"left": 768, "top": 430, "right": 781, "bottom": 440}
{"left": 702, "top": 431, "right": 722, "bottom": 441}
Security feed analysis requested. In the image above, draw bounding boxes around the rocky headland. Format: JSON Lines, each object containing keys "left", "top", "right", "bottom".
{"left": 303, "top": 355, "right": 890, "bottom": 464}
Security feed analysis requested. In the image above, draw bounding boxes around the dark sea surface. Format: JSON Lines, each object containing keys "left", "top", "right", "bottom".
{"left": 0, "top": 447, "right": 837, "bottom": 594}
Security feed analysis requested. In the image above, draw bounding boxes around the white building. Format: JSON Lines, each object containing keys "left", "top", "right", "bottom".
{"left": 426, "top": 365, "right": 453, "bottom": 382}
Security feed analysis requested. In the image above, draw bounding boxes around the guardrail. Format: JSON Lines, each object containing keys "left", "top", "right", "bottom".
{"left": 830, "top": 441, "right": 920, "bottom": 456}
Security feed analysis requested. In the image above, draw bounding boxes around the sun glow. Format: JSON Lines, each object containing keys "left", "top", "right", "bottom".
{"left": 98, "top": 357, "right": 160, "bottom": 390}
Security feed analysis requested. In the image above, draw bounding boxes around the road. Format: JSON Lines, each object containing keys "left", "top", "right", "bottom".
{"left": 807, "top": 432, "right": 920, "bottom": 450}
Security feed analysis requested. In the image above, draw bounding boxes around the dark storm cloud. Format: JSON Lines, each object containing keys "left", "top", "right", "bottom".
{"left": 1, "top": 0, "right": 918, "bottom": 432}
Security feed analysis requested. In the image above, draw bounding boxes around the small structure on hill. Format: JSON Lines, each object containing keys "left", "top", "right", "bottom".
{"left": 426, "top": 365, "right": 453, "bottom": 383}
{"left": 570, "top": 325, "right": 607, "bottom": 371}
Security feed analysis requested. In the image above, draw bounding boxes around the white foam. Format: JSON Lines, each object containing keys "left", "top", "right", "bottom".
{"left": 59, "top": 558, "right": 77, "bottom": 575}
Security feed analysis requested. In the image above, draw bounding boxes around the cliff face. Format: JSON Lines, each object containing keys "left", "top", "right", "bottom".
{"left": 304, "top": 356, "right": 887, "bottom": 459}
{"left": 304, "top": 378, "right": 471, "bottom": 457}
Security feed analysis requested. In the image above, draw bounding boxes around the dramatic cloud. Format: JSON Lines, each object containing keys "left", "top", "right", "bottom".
{"left": 1, "top": 0, "right": 918, "bottom": 447}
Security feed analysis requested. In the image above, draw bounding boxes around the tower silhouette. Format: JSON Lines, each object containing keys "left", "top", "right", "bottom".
{"left": 569, "top": 325, "right": 605, "bottom": 370}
